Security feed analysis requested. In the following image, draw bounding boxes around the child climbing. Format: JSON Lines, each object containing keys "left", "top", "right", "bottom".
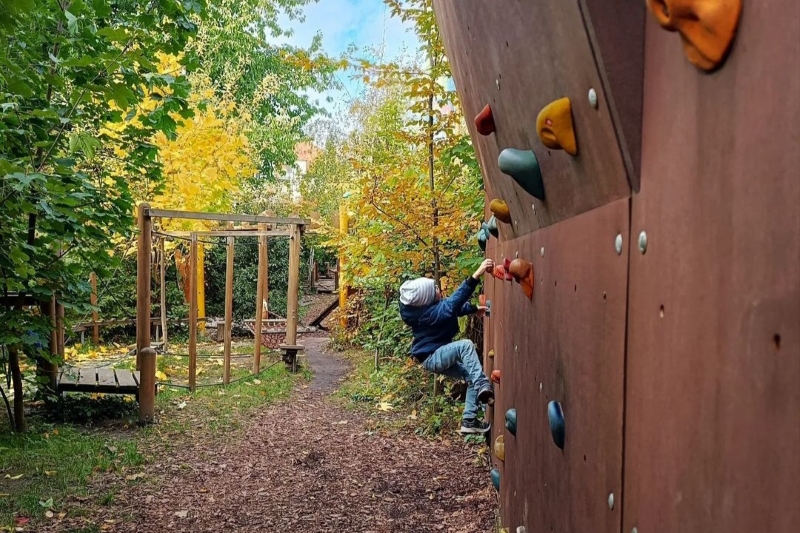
{"left": 399, "top": 258, "right": 496, "bottom": 434}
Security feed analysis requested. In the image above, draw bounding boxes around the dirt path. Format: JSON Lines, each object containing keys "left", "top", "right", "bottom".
{"left": 49, "top": 338, "right": 495, "bottom": 532}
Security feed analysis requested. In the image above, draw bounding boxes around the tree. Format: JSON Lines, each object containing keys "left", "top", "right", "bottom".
{"left": 0, "top": 0, "right": 204, "bottom": 432}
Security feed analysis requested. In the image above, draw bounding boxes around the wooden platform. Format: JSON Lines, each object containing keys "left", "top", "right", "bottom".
{"left": 58, "top": 367, "right": 140, "bottom": 395}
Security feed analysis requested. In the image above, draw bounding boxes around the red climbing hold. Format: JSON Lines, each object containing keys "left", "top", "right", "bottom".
{"left": 491, "top": 369, "right": 501, "bottom": 383}
{"left": 509, "top": 258, "right": 535, "bottom": 300}
{"left": 474, "top": 104, "right": 496, "bottom": 136}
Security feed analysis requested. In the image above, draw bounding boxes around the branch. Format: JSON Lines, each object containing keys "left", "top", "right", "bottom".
{"left": 368, "top": 175, "right": 430, "bottom": 249}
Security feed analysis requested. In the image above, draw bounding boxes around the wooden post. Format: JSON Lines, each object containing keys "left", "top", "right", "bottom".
{"left": 188, "top": 233, "right": 198, "bottom": 392}
{"left": 285, "top": 223, "right": 301, "bottom": 346}
{"left": 197, "top": 242, "right": 206, "bottom": 334}
{"left": 223, "top": 227, "right": 234, "bottom": 385}
{"left": 138, "top": 346, "right": 156, "bottom": 423}
{"left": 90, "top": 272, "right": 99, "bottom": 345}
{"left": 253, "top": 223, "right": 267, "bottom": 373}
{"left": 136, "top": 203, "right": 152, "bottom": 370}
{"left": 159, "top": 237, "right": 167, "bottom": 350}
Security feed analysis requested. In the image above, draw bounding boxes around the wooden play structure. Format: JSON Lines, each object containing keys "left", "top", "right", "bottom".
{"left": 44, "top": 205, "right": 307, "bottom": 423}
{"left": 433, "top": 0, "right": 798, "bottom": 531}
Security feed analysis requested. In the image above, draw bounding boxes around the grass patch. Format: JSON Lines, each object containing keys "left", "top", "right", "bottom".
{"left": 336, "top": 349, "right": 467, "bottom": 437}
{"left": 0, "top": 351, "right": 301, "bottom": 528}
{"left": 0, "top": 423, "right": 143, "bottom": 525}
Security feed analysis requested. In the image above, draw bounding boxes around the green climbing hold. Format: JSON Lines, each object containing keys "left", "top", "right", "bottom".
{"left": 490, "top": 468, "right": 501, "bottom": 491}
{"left": 498, "top": 148, "right": 545, "bottom": 200}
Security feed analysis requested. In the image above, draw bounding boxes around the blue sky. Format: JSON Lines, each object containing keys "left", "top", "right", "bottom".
{"left": 271, "top": 0, "right": 421, "bottom": 116}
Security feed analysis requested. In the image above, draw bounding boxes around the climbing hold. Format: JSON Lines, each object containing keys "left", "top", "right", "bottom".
{"left": 491, "top": 369, "right": 501, "bottom": 384}
{"left": 494, "top": 434, "right": 505, "bottom": 461}
{"left": 498, "top": 148, "right": 545, "bottom": 200}
{"left": 645, "top": 0, "right": 742, "bottom": 71}
{"left": 508, "top": 258, "right": 534, "bottom": 300}
{"left": 487, "top": 216, "right": 499, "bottom": 238}
{"left": 490, "top": 468, "right": 501, "bottom": 491}
{"left": 474, "top": 104, "right": 496, "bottom": 136}
{"left": 477, "top": 228, "right": 488, "bottom": 251}
{"left": 536, "top": 98, "right": 578, "bottom": 156}
{"left": 479, "top": 294, "right": 492, "bottom": 317}
{"left": 548, "top": 401, "right": 565, "bottom": 449}
{"left": 489, "top": 199, "right": 512, "bottom": 224}
{"left": 488, "top": 349, "right": 495, "bottom": 359}
{"left": 492, "top": 258, "right": 514, "bottom": 282}
{"left": 505, "top": 408, "right": 517, "bottom": 436}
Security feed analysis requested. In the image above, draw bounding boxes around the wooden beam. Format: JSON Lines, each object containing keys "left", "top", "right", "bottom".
{"left": 285, "top": 223, "right": 301, "bottom": 347}
{"left": 90, "top": 272, "right": 99, "bottom": 345}
{"left": 188, "top": 233, "right": 198, "bottom": 392}
{"left": 151, "top": 230, "right": 291, "bottom": 238}
{"left": 159, "top": 237, "right": 167, "bottom": 350}
{"left": 136, "top": 203, "right": 152, "bottom": 369}
{"left": 145, "top": 208, "right": 307, "bottom": 226}
{"left": 223, "top": 226, "right": 234, "bottom": 385}
{"left": 253, "top": 222, "right": 267, "bottom": 373}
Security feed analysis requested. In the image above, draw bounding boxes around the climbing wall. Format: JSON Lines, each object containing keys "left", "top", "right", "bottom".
{"left": 434, "top": 0, "right": 800, "bottom": 531}
{"left": 623, "top": 2, "right": 800, "bottom": 531}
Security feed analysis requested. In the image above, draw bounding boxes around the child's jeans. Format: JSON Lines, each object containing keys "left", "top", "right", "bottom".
{"left": 421, "top": 339, "right": 489, "bottom": 420}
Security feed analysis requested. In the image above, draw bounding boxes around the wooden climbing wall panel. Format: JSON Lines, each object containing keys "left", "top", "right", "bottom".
{"left": 623, "top": 3, "right": 800, "bottom": 531}
{"left": 433, "top": 0, "right": 641, "bottom": 237}
{"left": 484, "top": 198, "right": 629, "bottom": 532}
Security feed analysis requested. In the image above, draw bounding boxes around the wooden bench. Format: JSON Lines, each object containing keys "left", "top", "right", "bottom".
{"left": 57, "top": 367, "right": 141, "bottom": 397}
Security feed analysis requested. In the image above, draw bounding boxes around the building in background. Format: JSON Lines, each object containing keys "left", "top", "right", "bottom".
{"left": 278, "top": 142, "right": 321, "bottom": 201}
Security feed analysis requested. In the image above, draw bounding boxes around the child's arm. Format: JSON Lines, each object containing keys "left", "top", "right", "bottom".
{"left": 425, "top": 277, "right": 479, "bottom": 324}
{"left": 457, "top": 301, "right": 478, "bottom": 317}
{"left": 425, "top": 259, "right": 493, "bottom": 323}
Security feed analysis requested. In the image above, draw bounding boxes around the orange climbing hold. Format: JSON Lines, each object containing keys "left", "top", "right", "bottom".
{"left": 509, "top": 258, "right": 534, "bottom": 300}
{"left": 474, "top": 104, "right": 496, "bottom": 136}
{"left": 491, "top": 369, "right": 501, "bottom": 383}
{"left": 489, "top": 198, "right": 512, "bottom": 224}
{"left": 646, "top": 0, "right": 742, "bottom": 71}
{"left": 536, "top": 97, "right": 578, "bottom": 156}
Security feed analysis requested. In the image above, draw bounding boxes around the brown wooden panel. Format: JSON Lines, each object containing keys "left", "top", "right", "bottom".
{"left": 96, "top": 368, "right": 117, "bottom": 388}
{"left": 59, "top": 367, "right": 79, "bottom": 386}
{"left": 624, "top": 2, "right": 800, "bottom": 531}
{"left": 77, "top": 368, "right": 97, "bottom": 387}
{"left": 577, "top": 0, "right": 645, "bottom": 189}
{"left": 490, "top": 198, "right": 629, "bottom": 532}
{"left": 115, "top": 369, "right": 138, "bottom": 390}
{"left": 433, "top": 0, "right": 630, "bottom": 236}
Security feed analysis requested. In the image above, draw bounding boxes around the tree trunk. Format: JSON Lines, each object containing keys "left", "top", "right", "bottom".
{"left": 7, "top": 345, "right": 26, "bottom": 432}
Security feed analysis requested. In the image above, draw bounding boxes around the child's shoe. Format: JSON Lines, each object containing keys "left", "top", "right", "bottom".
{"left": 460, "top": 418, "right": 491, "bottom": 434}
{"left": 477, "top": 384, "right": 495, "bottom": 405}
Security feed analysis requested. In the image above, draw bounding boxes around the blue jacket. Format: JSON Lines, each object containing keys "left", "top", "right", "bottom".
{"left": 399, "top": 277, "right": 479, "bottom": 361}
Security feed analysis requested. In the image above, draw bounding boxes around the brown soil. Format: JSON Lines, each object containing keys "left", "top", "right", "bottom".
{"left": 43, "top": 338, "right": 496, "bottom": 532}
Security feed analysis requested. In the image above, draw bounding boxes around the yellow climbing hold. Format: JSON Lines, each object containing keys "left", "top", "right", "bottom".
{"left": 536, "top": 97, "right": 578, "bottom": 156}
{"left": 489, "top": 199, "right": 512, "bottom": 224}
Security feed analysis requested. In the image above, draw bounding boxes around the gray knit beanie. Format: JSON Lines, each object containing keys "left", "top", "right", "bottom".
{"left": 399, "top": 277, "right": 437, "bottom": 307}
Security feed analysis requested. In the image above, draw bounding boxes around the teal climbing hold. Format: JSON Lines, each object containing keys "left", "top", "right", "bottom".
{"left": 477, "top": 227, "right": 488, "bottom": 251}
{"left": 498, "top": 148, "right": 545, "bottom": 200}
{"left": 505, "top": 408, "right": 517, "bottom": 436}
{"left": 490, "top": 468, "right": 501, "bottom": 491}
{"left": 487, "top": 216, "right": 499, "bottom": 238}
